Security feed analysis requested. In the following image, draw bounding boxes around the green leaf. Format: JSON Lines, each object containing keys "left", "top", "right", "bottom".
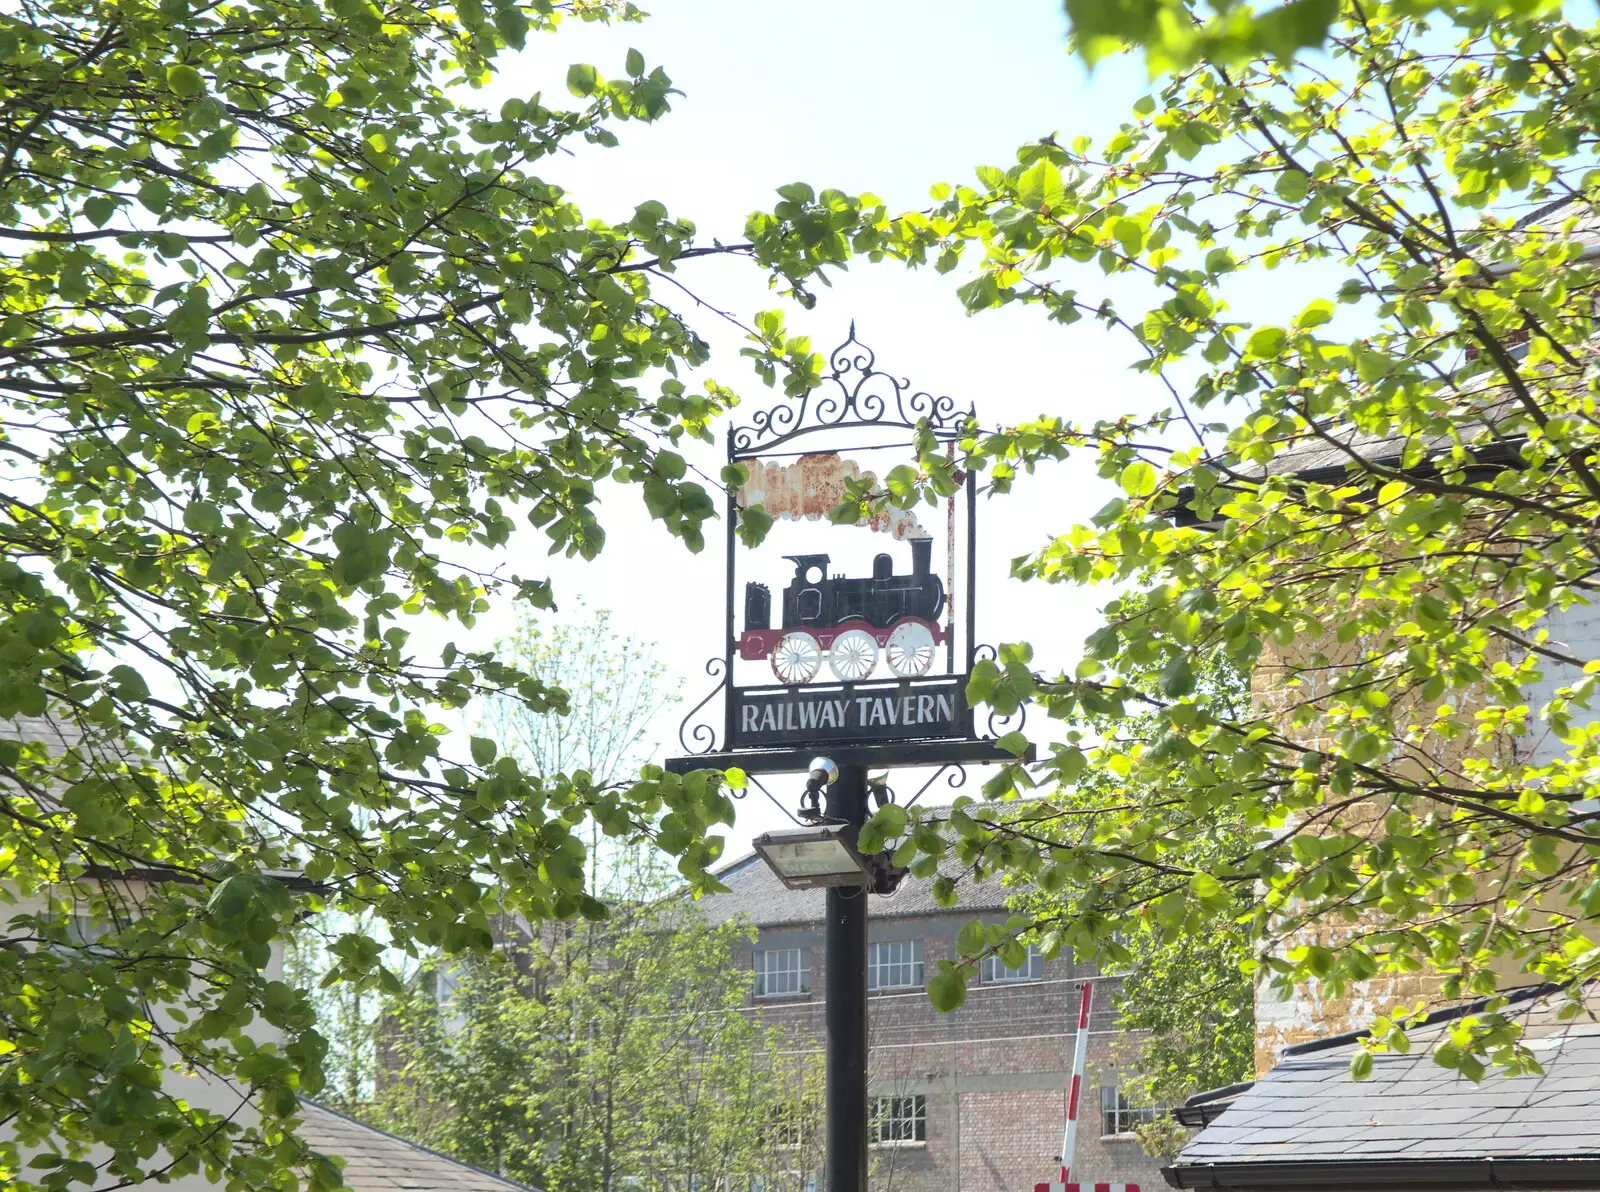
{"left": 566, "top": 64, "right": 600, "bottom": 96}
{"left": 470, "top": 737, "right": 497, "bottom": 766}
{"left": 1016, "top": 160, "right": 1066, "bottom": 211}
{"left": 1295, "top": 298, "right": 1335, "bottom": 329}
{"left": 1274, "top": 169, "right": 1310, "bottom": 202}
{"left": 966, "top": 659, "right": 1003, "bottom": 705}
{"left": 738, "top": 504, "right": 774, "bottom": 547}
{"left": 493, "top": 5, "right": 529, "bottom": 49}
{"left": 1158, "top": 655, "right": 1194, "bottom": 699}
{"left": 1119, "top": 460, "right": 1158, "bottom": 496}
{"left": 165, "top": 64, "right": 205, "bottom": 97}
{"left": 83, "top": 197, "right": 118, "bottom": 227}
{"left": 927, "top": 966, "right": 968, "bottom": 1012}
{"left": 107, "top": 665, "right": 149, "bottom": 701}
{"left": 957, "top": 919, "right": 986, "bottom": 957}
{"left": 1246, "top": 327, "right": 1287, "bottom": 358}
{"left": 995, "top": 731, "right": 1030, "bottom": 757}
{"left": 956, "top": 272, "right": 1001, "bottom": 313}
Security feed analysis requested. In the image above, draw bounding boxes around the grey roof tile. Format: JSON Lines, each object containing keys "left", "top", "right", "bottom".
{"left": 297, "top": 1101, "right": 539, "bottom": 1192}
{"left": 1174, "top": 988, "right": 1600, "bottom": 1173}
{"left": 694, "top": 818, "right": 1023, "bottom": 929}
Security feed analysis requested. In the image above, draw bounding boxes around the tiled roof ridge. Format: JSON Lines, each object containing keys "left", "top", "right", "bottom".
{"left": 1278, "top": 978, "right": 1577, "bottom": 1058}
{"left": 1512, "top": 195, "right": 1594, "bottom": 230}
{"left": 703, "top": 794, "right": 1047, "bottom": 883}
{"left": 300, "top": 1099, "right": 542, "bottom": 1192}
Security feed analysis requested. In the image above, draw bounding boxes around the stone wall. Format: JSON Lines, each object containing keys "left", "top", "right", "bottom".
{"left": 1249, "top": 597, "right": 1600, "bottom": 1069}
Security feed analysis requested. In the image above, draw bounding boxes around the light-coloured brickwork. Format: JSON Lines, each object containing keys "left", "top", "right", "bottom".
{"left": 744, "top": 930, "right": 1167, "bottom": 1192}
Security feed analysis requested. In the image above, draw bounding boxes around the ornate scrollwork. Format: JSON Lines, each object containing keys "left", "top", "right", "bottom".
{"left": 677, "top": 657, "right": 727, "bottom": 755}
{"left": 905, "top": 762, "right": 969, "bottom": 809}
{"left": 971, "top": 644, "right": 1029, "bottom": 741}
{"left": 729, "top": 324, "right": 972, "bottom": 458}
{"left": 986, "top": 704, "right": 1028, "bottom": 740}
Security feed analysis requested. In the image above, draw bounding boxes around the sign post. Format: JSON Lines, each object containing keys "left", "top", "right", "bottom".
{"left": 667, "top": 327, "right": 1033, "bottom": 1192}
{"left": 823, "top": 765, "right": 869, "bottom": 1192}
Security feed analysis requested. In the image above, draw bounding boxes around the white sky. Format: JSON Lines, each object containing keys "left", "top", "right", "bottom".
{"left": 436, "top": 0, "right": 1176, "bottom": 845}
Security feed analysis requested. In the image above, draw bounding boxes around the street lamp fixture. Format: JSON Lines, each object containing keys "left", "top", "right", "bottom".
{"left": 798, "top": 755, "right": 839, "bottom": 820}
{"left": 751, "top": 824, "right": 873, "bottom": 890}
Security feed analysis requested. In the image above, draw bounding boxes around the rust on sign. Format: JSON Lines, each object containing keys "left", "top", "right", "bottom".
{"left": 740, "top": 453, "right": 928, "bottom": 539}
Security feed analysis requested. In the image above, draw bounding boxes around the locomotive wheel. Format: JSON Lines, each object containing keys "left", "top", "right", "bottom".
{"left": 771, "top": 632, "right": 822, "bottom": 684}
{"left": 828, "top": 627, "right": 879, "bottom": 681}
{"left": 886, "top": 621, "right": 936, "bottom": 677}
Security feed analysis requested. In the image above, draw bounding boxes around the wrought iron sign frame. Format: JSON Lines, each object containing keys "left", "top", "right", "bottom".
{"left": 669, "top": 326, "right": 1025, "bottom": 776}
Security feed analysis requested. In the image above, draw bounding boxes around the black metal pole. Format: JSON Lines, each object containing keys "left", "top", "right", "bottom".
{"left": 824, "top": 764, "right": 869, "bottom": 1192}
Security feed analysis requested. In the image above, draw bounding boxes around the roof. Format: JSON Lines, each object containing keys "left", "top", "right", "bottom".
{"left": 1175, "top": 197, "right": 1600, "bottom": 507}
{"left": 695, "top": 846, "right": 1020, "bottom": 929}
{"left": 1165, "top": 986, "right": 1600, "bottom": 1190}
{"left": 298, "top": 1101, "right": 540, "bottom": 1192}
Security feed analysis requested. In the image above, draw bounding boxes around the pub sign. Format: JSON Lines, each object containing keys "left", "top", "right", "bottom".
{"left": 676, "top": 327, "right": 994, "bottom": 761}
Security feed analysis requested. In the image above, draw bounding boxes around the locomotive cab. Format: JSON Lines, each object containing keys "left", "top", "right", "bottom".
{"left": 782, "top": 554, "right": 831, "bottom": 626}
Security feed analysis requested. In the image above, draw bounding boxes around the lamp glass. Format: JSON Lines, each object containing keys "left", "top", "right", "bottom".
{"left": 763, "top": 837, "right": 861, "bottom": 879}
{"left": 752, "top": 827, "right": 872, "bottom": 889}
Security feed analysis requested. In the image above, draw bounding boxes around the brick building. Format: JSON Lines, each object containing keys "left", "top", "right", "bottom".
{"left": 697, "top": 848, "right": 1167, "bottom": 1192}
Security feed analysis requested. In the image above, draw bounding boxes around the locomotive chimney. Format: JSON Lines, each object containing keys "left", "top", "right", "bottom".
{"left": 909, "top": 535, "right": 932, "bottom": 578}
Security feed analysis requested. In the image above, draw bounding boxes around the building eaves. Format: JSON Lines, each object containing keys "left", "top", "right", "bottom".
{"left": 1173, "top": 1081, "right": 1256, "bottom": 1128}
{"left": 1163, "top": 1155, "right": 1600, "bottom": 1189}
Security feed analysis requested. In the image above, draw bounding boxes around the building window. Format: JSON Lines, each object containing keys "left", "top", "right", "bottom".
{"left": 764, "top": 1101, "right": 815, "bottom": 1149}
{"left": 750, "top": 1174, "right": 817, "bottom": 1192}
{"left": 868, "top": 939, "right": 924, "bottom": 991}
{"left": 1100, "top": 1086, "right": 1162, "bottom": 1137}
{"left": 755, "top": 947, "right": 810, "bottom": 997}
{"left": 980, "top": 944, "right": 1043, "bottom": 984}
{"left": 868, "top": 1095, "right": 927, "bottom": 1145}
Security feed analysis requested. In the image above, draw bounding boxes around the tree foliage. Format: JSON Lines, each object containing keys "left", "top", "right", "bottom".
{"left": 0, "top": 0, "right": 782, "bottom": 1185}
{"left": 746, "top": 0, "right": 1600, "bottom": 1075}
{"left": 1007, "top": 626, "right": 1256, "bottom": 1127}
{"left": 480, "top": 604, "right": 675, "bottom": 793}
{"left": 372, "top": 898, "right": 822, "bottom": 1192}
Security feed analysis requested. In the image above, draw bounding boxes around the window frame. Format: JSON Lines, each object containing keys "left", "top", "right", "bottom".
{"left": 867, "top": 938, "right": 924, "bottom": 992}
{"left": 868, "top": 1095, "right": 927, "bottom": 1146}
{"left": 1099, "top": 1085, "right": 1162, "bottom": 1138}
{"left": 764, "top": 1101, "right": 816, "bottom": 1150}
{"left": 979, "top": 943, "right": 1044, "bottom": 985}
{"left": 754, "top": 947, "right": 811, "bottom": 999}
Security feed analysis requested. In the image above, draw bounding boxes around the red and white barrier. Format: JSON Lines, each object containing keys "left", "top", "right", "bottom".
{"left": 1034, "top": 983, "right": 1140, "bottom": 1192}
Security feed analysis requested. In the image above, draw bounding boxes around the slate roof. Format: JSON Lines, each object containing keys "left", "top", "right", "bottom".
{"left": 695, "top": 845, "right": 1021, "bottom": 929}
{"left": 298, "top": 1101, "right": 539, "bottom": 1192}
{"left": 1165, "top": 986, "right": 1600, "bottom": 1190}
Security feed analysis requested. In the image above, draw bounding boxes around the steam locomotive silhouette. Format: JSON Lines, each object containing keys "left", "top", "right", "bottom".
{"left": 738, "top": 537, "right": 947, "bottom": 683}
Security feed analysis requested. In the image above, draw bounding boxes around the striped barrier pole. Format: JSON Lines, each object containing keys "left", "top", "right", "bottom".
{"left": 1059, "top": 981, "right": 1092, "bottom": 1184}
{"left": 1033, "top": 983, "right": 1139, "bottom": 1192}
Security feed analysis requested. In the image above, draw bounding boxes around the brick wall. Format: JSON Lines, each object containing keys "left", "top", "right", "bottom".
{"left": 742, "top": 915, "right": 1169, "bottom": 1192}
